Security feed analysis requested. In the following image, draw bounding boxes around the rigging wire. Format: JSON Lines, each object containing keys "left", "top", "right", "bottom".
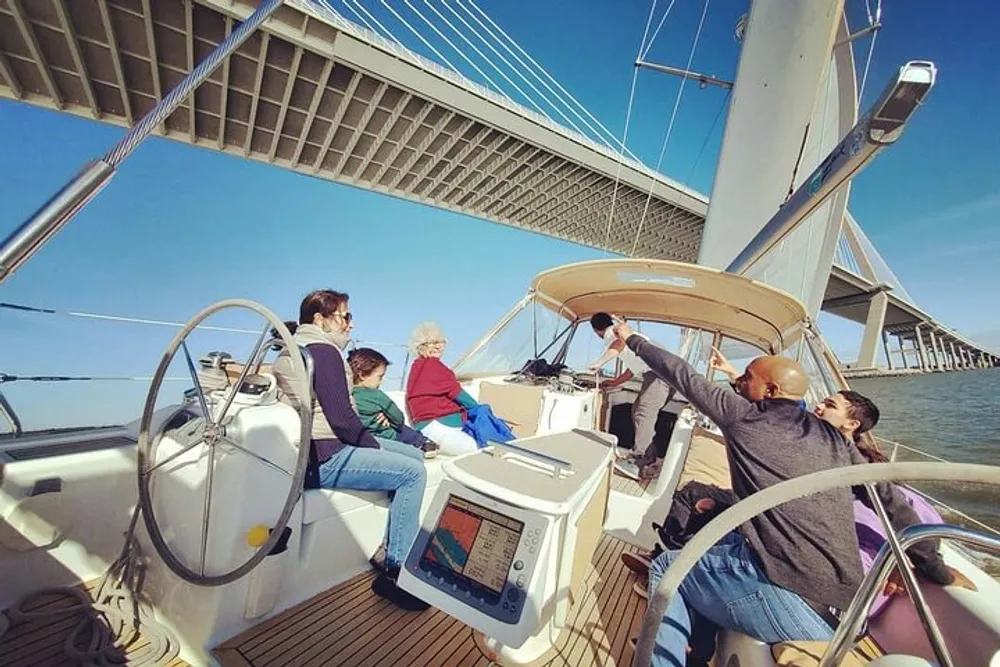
{"left": 0, "top": 373, "right": 184, "bottom": 383}
{"left": 602, "top": 0, "right": 660, "bottom": 254}
{"left": 684, "top": 88, "right": 731, "bottom": 184}
{"left": 855, "top": 0, "right": 882, "bottom": 114}
{"left": 630, "top": 0, "right": 711, "bottom": 257}
{"left": 0, "top": 302, "right": 260, "bottom": 333}
{"left": 640, "top": 0, "right": 679, "bottom": 62}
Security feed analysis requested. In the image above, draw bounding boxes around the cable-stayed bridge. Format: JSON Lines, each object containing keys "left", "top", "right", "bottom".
{"left": 0, "top": 0, "right": 995, "bottom": 372}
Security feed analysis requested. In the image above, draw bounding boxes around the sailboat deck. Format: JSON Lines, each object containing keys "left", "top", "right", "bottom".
{"left": 610, "top": 471, "right": 656, "bottom": 497}
{"left": 215, "top": 533, "right": 647, "bottom": 667}
{"left": 0, "top": 581, "right": 190, "bottom": 667}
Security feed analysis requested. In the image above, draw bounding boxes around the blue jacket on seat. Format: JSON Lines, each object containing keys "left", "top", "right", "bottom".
{"left": 461, "top": 404, "right": 515, "bottom": 447}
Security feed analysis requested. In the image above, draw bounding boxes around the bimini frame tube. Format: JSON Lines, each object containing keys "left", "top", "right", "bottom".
{"left": 0, "top": 0, "right": 285, "bottom": 284}
{"left": 726, "top": 61, "right": 937, "bottom": 276}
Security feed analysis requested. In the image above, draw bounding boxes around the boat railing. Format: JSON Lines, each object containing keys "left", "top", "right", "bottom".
{"left": 875, "top": 435, "right": 1000, "bottom": 540}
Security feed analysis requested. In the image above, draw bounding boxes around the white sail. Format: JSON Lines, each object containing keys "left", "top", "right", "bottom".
{"left": 698, "top": 0, "right": 856, "bottom": 318}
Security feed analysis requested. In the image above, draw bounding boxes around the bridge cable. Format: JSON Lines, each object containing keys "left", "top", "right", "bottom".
{"left": 378, "top": 0, "right": 463, "bottom": 75}
{"left": 335, "top": 0, "right": 404, "bottom": 46}
{"left": 630, "top": 0, "right": 710, "bottom": 257}
{"left": 324, "top": 0, "right": 383, "bottom": 40}
{"left": 444, "top": 0, "right": 642, "bottom": 155}
{"left": 401, "top": 0, "right": 505, "bottom": 95}
{"left": 418, "top": 0, "right": 554, "bottom": 122}
{"left": 438, "top": 0, "right": 601, "bottom": 139}
{"left": 458, "top": 0, "right": 646, "bottom": 159}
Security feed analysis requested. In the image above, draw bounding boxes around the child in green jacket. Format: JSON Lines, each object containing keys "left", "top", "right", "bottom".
{"left": 348, "top": 348, "right": 440, "bottom": 459}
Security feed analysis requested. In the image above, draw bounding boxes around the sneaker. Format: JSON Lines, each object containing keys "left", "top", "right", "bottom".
{"left": 620, "top": 552, "right": 652, "bottom": 577}
{"left": 614, "top": 459, "right": 641, "bottom": 480}
{"left": 421, "top": 439, "right": 440, "bottom": 459}
{"left": 369, "top": 544, "right": 386, "bottom": 572}
{"left": 632, "top": 580, "right": 648, "bottom": 599}
{"left": 372, "top": 568, "right": 430, "bottom": 611}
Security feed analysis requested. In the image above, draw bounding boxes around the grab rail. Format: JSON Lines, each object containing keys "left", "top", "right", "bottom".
{"left": 820, "top": 523, "right": 1000, "bottom": 667}
{"left": 487, "top": 440, "right": 573, "bottom": 477}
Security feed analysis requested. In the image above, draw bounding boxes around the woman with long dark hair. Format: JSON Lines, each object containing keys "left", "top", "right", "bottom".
{"left": 273, "top": 289, "right": 429, "bottom": 611}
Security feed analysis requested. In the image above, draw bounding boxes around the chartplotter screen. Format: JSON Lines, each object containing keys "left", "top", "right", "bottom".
{"left": 421, "top": 495, "right": 524, "bottom": 596}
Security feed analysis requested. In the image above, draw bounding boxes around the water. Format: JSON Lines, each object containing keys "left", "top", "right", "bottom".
{"left": 852, "top": 368, "right": 1000, "bottom": 571}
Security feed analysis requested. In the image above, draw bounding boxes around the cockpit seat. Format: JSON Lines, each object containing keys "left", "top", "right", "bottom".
{"left": 677, "top": 426, "right": 730, "bottom": 490}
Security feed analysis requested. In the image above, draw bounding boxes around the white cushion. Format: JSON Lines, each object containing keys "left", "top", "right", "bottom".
{"left": 302, "top": 456, "right": 448, "bottom": 525}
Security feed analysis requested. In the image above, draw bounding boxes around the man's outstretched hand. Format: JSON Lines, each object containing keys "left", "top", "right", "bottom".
{"left": 883, "top": 565, "right": 978, "bottom": 596}
{"left": 611, "top": 316, "right": 634, "bottom": 342}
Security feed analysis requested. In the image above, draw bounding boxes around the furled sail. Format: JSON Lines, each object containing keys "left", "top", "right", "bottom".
{"left": 698, "top": 0, "right": 856, "bottom": 318}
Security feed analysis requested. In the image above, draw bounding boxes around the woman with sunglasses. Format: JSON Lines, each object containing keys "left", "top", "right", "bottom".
{"left": 273, "top": 289, "right": 429, "bottom": 611}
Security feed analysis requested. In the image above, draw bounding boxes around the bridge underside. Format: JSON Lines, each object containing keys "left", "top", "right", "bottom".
{"left": 1, "top": 0, "right": 996, "bottom": 369}
{"left": 0, "top": 0, "right": 705, "bottom": 261}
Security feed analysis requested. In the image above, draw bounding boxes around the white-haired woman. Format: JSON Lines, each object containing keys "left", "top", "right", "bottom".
{"left": 405, "top": 322, "right": 480, "bottom": 456}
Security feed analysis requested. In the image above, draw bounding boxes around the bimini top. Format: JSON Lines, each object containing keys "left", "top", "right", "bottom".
{"left": 530, "top": 259, "right": 808, "bottom": 352}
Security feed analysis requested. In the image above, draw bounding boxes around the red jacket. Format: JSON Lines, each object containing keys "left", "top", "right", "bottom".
{"left": 406, "top": 357, "right": 464, "bottom": 425}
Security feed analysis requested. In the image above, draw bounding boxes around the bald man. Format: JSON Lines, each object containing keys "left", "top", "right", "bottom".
{"left": 611, "top": 319, "right": 959, "bottom": 667}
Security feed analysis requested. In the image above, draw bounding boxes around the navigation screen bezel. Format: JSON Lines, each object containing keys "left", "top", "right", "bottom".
{"left": 419, "top": 494, "right": 525, "bottom": 600}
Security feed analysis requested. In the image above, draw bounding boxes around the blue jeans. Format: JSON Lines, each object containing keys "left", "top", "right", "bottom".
{"left": 317, "top": 437, "right": 426, "bottom": 569}
{"left": 647, "top": 531, "right": 833, "bottom": 667}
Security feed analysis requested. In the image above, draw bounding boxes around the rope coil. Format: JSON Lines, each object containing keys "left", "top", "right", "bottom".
{"left": 0, "top": 507, "right": 181, "bottom": 666}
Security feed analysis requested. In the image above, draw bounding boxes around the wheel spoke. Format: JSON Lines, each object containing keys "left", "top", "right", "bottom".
{"left": 199, "top": 442, "right": 217, "bottom": 577}
{"left": 145, "top": 435, "right": 205, "bottom": 475}
{"left": 220, "top": 436, "right": 293, "bottom": 477}
{"left": 181, "top": 341, "right": 212, "bottom": 419}
{"left": 214, "top": 322, "right": 271, "bottom": 427}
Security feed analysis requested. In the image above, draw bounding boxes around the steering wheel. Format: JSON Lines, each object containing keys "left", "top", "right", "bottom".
{"left": 137, "top": 299, "right": 311, "bottom": 586}
{"left": 632, "top": 461, "right": 1000, "bottom": 667}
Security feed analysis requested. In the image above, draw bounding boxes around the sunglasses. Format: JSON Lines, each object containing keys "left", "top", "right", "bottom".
{"left": 332, "top": 311, "right": 353, "bottom": 323}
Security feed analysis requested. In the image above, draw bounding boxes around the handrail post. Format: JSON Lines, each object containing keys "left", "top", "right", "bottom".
{"left": 820, "top": 524, "right": 1000, "bottom": 667}
{"left": 859, "top": 484, "right": 954, "bottom": 667}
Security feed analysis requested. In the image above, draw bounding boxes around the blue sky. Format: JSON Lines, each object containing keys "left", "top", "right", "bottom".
{"left": 1, "top": 0, "right": 998, "bottom": 430}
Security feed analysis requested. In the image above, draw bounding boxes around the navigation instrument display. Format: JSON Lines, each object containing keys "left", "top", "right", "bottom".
{"left": 422, "top": 495, "right": 524, "bottom": 595}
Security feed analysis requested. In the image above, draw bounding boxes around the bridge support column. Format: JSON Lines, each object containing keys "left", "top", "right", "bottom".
{"left": 934, "top": 334, "right": 949, "bottom": 371}
{"left": 858, "top": 291, "right": 889, "bottom": 368}
{"left": 926, "top": 329, "right": 938, "bottom": 370}
{"left": 895, "top": 335, "right": 910, "bottom": 369}
{"left": 881, "top": 331, "right": 895, "bottom": 370}
{"left": 949, "top": 342, "right": 959, "bottom": 370}
{"left": 916, "top": 325, "right": 930, "bottom": 371}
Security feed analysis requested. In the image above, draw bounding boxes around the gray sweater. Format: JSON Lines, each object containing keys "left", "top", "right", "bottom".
{"left": 627, "top": 335, "right": 951, "bottom": 610}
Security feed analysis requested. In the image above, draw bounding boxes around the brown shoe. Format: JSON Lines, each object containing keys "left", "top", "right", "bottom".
{"left": 632, "top": 580, "right": 648, "bottom": 599}
{"left": 621, "top": 551, "right": 652, "bottom": 577}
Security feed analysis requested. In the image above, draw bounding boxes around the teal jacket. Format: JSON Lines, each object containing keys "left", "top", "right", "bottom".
{"left": 352, "top": 386, "right": 406, "bottom": 440}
